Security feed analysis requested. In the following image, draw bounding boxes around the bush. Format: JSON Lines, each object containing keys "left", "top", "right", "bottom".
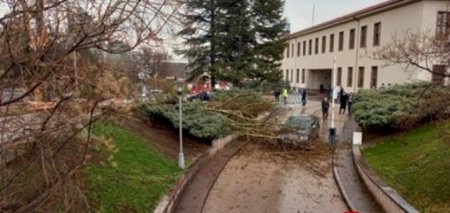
{"left": 138, "top": 101, "right": 230, "bottom": 140}
{"left": 138, "top": 89, "right": 275, "bottom": 140}
{"left": 353, "top": 82, "right": 450, "bottom": 130}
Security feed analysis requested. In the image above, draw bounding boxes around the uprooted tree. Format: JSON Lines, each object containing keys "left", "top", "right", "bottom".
{"left": 0, "top": 0, "right": 180, "bottom": 211}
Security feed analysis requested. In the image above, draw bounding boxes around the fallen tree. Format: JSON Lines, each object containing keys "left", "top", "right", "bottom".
{"left": 139, "top": 89, "right": 279, "bottom": 141}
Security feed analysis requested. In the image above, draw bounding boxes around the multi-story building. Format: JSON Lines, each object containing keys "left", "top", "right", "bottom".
{"left": 282, "top": 0, "right": 450, "bottom": 93}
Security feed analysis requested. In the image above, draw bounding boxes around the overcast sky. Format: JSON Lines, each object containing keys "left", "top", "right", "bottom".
{"left": 284, "top": 0, "right": 387, "bottom": 32}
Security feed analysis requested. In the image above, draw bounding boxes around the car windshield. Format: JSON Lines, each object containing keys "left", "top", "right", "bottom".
{"left": 284, "top": 116, "right": 314, "bottom": 129}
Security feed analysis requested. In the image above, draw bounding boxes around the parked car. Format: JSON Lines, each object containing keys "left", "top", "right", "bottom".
{"left": 277, "top": 114, "right": 320, "bottom": 149}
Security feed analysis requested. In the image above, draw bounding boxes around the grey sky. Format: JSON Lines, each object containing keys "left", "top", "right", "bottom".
{"left": 284, "top": 0, "right": 387, "bottom": 32}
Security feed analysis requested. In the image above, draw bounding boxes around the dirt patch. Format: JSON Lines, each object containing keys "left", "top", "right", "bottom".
{"left": 110, "top": 115, "right": 210, "bottom": 161}
{"left": 203, "top": 142, "right": 347, "bottom": 213}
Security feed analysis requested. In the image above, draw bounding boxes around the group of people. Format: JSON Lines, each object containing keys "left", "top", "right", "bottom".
{"left": 321, "top": 88, "right": 354, "bottom": 121}
{"left": 273, "top": 88, "right": 307, "bottom": 106}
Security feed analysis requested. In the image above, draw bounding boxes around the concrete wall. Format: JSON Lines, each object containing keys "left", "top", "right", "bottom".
{"left": 282, "top": 0, "right": 449, "bottom": 92}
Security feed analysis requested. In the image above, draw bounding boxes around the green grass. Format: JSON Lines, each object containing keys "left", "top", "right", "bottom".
{"left": 363, "top": 120, "right": 450, "bottom": 212}
{"left": 85, "top": 121, "right": 180, "bottom": 212}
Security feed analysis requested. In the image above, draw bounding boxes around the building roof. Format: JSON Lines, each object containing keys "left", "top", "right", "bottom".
{"left": 287, "top": 0, "right": 422, "bottom": 40}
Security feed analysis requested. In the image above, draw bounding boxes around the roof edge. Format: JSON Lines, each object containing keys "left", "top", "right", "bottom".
{"left": 287, "top": 0, "right": 422, "bottom": 40}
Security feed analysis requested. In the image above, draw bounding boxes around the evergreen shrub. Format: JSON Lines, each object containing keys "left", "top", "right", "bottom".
{"left": 353, "top": 82, "right": 450, "bottom": 130}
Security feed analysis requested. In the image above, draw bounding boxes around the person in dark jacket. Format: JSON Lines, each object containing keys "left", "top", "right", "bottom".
{"left": 338, "top": 87, "right": 344, "bottom": 101}
{"left": 301, "top": 89, "right": 307, "bottom": 106}
{"left": 274, "top": 90, "right": 281, "bottom": 103}
{"left": 321, "top": 97, "right": 330, "bottom": 121}
{"left": 339, "top": 92, "right": 348, "bottom": 114}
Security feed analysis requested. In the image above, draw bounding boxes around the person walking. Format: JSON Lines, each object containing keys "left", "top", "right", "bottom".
{"left": 339, "top": 92, "right": 348, "bottom": 114}
{"left": 301, "top": 89, "right": 307, "bottom": 106}
{"left": 274, "top": 90, "right": 280, "bottom": 103}
{"left": 348, "top": 94, "right": 354, "bottom": 117}
{"left": 282, "top": 88, "right": 288, "bottom": 105}
{"left": 321, "top": 97, "right": 330, "bottom": 121}
{"left": 338, "top": 87, "right": 344, "bottom": 101}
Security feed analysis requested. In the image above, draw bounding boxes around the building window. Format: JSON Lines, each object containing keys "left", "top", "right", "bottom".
{"left": 347, "top": 67, "right": 353, "bottom": 87}
{"left": 330, "top": 34, "right": 334, "bottom": 52}
{"left": 308, "top": 39, "right": 312, "bottom": 55}
{"left": 371, "top": 66, "right": 378, "bottom": 89}
{"left": 302, "top": 69, "right": 306, "bottom": 83}
{"left": 373, "top": 22, "right": 381, "bottom": 46}
{"left": 292, "top": 43, "right": 294, "bottom": 57}
{"left": 291, "top": 69, "right": 294, "bottom": 82}
{"left": 349, "top": 28, "right": 355, "bottom": 50}
{"left": 315, "top": 37, "right": 319, "bottom": 54}
{"left": 303, "top": 41, "right": 306, "bottom": 56}
{"left": 338, "top": 31, "right": 344, "bottom": 51}
{"left": 360, "top": 25, "right": 367, "bottom": 48}
{"left": 286, "top": 44, "right": 289, "bottom": 58}
{"left": 297, "top": 42, "right": 301, "bottom": 57}
{"left": 322, "top": 36, "right": 326, "bottom": 53}
{"left": 286, "top": 69, "right": 289, "bottom": 81}
{"left": 358, "top": 66, "right": 365, "bottom": 88}
{"left": 432, "top": 65, "right": 446, "bottom": 84}
{"left": 337, "top": 67, "right": 342, "bottom": 86}
{"left": 436, "top": 12, "right": 450, "bottom": 36}
{"left": 296, "top": 69, "right": 300, "bottom": 83}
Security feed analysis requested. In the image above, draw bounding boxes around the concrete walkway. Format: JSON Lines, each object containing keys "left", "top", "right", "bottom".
{"left": 334, "top": 118, "right": 382, "bottom": 212}
{"left": 301, "top": 100, "right": 381, "bottom": 212}
{"left": 174, "top": 139, "right": 246, "bottom": 213}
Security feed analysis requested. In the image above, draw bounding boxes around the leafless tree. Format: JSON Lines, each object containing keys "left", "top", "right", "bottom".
{"left": 373, "top": 32, "right": 450, "bottom": 80}
{"left": 0, "top": 0, "right": 180, "bottom": 211}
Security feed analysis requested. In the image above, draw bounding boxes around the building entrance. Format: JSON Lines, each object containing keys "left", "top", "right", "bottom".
{"left": 307, "top": 69, "right": 332, "bottom": 93}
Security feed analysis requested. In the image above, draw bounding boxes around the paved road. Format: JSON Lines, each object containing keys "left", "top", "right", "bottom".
{"left": 174, "top": 100, "right": 380, "bottom": 213}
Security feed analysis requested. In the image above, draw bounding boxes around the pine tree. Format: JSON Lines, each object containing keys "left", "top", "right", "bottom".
{"left": 178, "top": 0, "right": 225, "bottom": 88}
{"left": 178, "top": 0, "right": 286, "bottom": 88}
{"left": 221, "top": 0, "right": 286, "bottom": 87}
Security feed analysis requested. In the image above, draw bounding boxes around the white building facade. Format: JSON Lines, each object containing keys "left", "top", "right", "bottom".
{"left": 282, "top": 0, "right": 450, "bottom": 93}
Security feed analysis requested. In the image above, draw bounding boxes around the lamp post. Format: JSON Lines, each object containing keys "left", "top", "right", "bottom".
{"left": 177, "top": 80, "right": 185, "bottom": 169}
{"left": 329, "top": 56, "right": 337, "bottom": 146}
{"left": 138, "top": 71, "right": 148, "bottom": 101}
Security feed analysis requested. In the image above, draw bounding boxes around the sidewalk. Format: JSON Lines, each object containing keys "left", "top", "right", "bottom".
{"left": 333, "top": 118, "right": 382, "bottom": 212}
{"left": 174, "top": 139, "right": 246, "bottom": 213}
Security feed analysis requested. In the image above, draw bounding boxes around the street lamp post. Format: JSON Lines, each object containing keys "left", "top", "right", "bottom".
{"left": 177, "top": 82, "right": 185, "bottom": 169}
{"left": 329, "top": 56, "right": 337, "bottom": 146}
{"left": 138, "top": 71, "right": 148, "bottom": 101}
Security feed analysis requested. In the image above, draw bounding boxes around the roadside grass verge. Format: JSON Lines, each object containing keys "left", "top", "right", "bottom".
{"left": 85, "top": 121, "right": 180, "bottom": 212}
{"left": 363, "top": 119, "right": 450, "bottom": 212}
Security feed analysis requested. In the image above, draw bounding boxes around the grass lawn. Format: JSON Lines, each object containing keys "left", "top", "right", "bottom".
{"left": 363, "top": 119, "right": 450, "bottom": 212}
{"left": 85, "top": 121, "right": 180, "bottom": 212}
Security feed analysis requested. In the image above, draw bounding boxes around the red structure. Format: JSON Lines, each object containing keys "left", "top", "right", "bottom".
{"left": 189, "top": 81, "right": 230, "bottom": 95}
